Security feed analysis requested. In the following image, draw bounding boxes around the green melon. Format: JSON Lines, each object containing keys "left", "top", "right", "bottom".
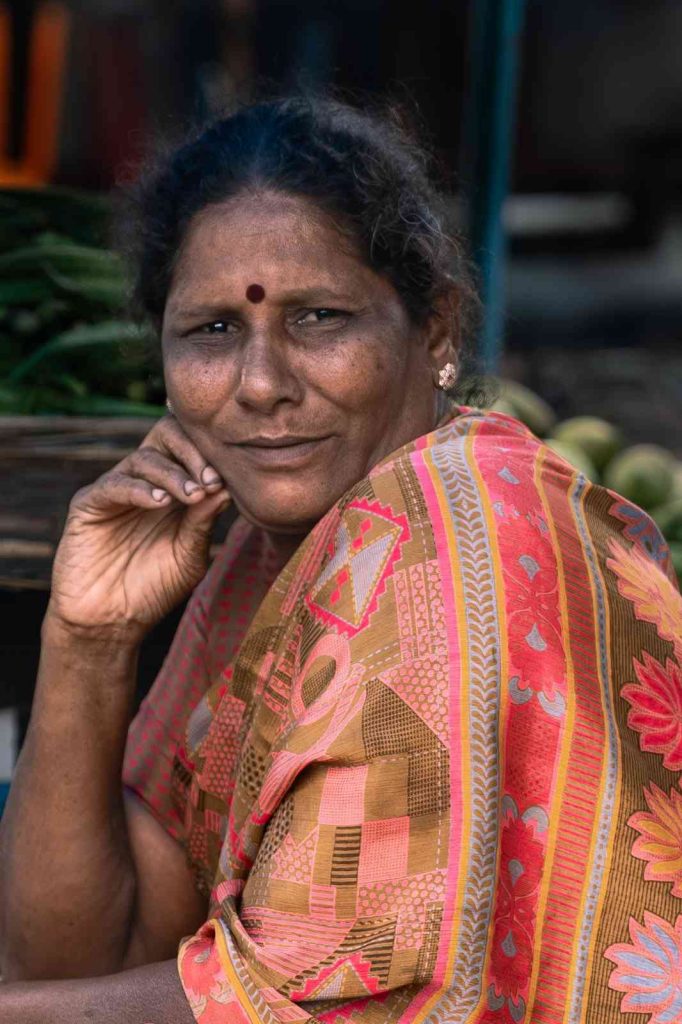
{"left": 603, "top": 445, "right": 675, "bottom": 510}
{"left": 496, "top": 380, "right": 557, "bottom": 437}
{"left": 671, "top": 462, "right": 682, "bottom": 502}
{"left": 550, "top": 416, "right": 624, "bottom": 471}
{"left": 546, "top": 439, "right": 599, "bottom": 482}
{"left": 488, "top": 397, "right": 519, "bottom": 419}
{"left": 651, "top": 499, "right": 682, "bottom": 543}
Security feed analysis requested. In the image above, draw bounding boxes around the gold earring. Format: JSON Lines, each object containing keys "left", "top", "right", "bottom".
{"left": 437, "top": 361, "right": 458, "bottom": 391}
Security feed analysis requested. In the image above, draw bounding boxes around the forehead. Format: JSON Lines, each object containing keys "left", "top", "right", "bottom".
{"left": 167, "top": 193, "right": 372, "bottom": 308}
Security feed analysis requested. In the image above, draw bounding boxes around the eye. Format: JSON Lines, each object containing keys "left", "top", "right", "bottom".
{"left": 296, "top": 308, "right": 348, "bottom": 325}
{"left": 200, "top": 320, "right": 230, "bottom": 334}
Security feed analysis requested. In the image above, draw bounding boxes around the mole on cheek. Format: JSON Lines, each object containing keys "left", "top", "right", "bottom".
{"left": 246, "top": 283, "right": 265, "bottom": 303}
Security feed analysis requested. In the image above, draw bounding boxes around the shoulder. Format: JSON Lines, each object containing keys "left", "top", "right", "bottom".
{"left": 367, "top": 406, "right": 673, "bottom": 583}
{"left": 366, "top": 405, "right": 566, "bottom": 513}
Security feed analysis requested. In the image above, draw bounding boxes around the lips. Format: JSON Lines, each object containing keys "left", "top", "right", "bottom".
{"left": 238, "top": 435, "right": 327, "bottom": 447}
{"left": 232, "top": 435, "right": 332, "bottom": 466}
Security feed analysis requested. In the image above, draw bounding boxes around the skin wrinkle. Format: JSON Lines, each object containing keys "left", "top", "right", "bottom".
{"left": 162, "top": 189, "right": 456, "bottom": 543}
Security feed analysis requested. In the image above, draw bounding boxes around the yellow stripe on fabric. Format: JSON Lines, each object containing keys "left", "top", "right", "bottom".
{"left": 412, "top": 433, "right": 474, "bottom": 1021}
{"left": 523, "top": 449, "right": 577, "bottom": 1023}
{"left": 466, "top": 428, "right": 513, "bottom": 1021}
{"left": 574, "top": 500, "right": 619, "bottom": 1024}
{"left": 214, "top": 921, "right": 263, "bottom": 1024}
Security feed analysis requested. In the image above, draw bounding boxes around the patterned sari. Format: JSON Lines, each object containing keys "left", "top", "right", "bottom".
{"left": 123, "top": 406, "right": 682, "bottom": 1024}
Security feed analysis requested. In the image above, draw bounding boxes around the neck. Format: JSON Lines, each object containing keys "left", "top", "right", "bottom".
{"left": 263, "top": 529, "right": 308, "bottom": 567}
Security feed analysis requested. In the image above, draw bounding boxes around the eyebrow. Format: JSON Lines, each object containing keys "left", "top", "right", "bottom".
{"left": 167, "top": 287, "right": 361, "bottom": 320}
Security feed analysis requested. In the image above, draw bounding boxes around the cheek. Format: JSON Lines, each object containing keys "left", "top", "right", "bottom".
{"left": 327, "top": 328, "right": 400, "bottom": 379}
{"left": 373, "top": 351, "right": 390, "bottom": 377}
{"left": 164, "top": 349, "right": 233, "bottom": 418}
{"left": 328, "top": 338, "right": 405, "bottom": 411}
{"left": 315, "top": 355, "right": 384, "bottom": 415}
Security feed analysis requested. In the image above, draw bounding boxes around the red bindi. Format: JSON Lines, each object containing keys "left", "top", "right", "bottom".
{"left": 246, "top": 283, "right": 265, "bottom": 303}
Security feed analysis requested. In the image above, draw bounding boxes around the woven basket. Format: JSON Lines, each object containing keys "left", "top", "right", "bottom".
{"left": 0, "top": 416, "right": 151, "bottom": 589}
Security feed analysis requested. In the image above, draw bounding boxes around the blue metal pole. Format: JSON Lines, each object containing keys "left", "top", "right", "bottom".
{"left": 463, "top": 0, "right": 527, "bottom": 373}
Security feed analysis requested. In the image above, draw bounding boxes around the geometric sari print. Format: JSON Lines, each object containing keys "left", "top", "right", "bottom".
{"left": 123, "top": 406, "right": 682, "bottom": 1023}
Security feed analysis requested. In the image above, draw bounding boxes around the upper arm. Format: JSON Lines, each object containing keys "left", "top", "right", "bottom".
{"left": 122, "top": 790, "right": 208, "bottom": 970}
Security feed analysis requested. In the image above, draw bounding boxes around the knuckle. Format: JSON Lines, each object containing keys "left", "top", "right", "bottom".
{"left": 132, "top": 445, "right": 161, "bottom": 466}
{"left": 158, "top": 413, "right": 183, "bottom": 438}
{"left": 165, "top": 420, "right": 195, "bottom": 452}
{"left": 103, "top": 468, "right": 127, "bottom": 489}
{"left": 69, "top": 484, "right": 92, "bottom": 508}
{"left": 138, "top": 444, "right": 159, "bottom": 458}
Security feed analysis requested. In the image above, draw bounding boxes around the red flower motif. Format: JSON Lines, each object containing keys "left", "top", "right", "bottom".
{"left": 500, "top": 816, "right": 544, "bottom": 901}
{"left": 621, "top": 654, "right": 682, "bottom": 771}
{"left": 490, "top": 916, "right": 534, "bottom": 1002}
{"left": 497, "top": 527, "right": 564, "bottom": 694}
{"left": 490, "top": 813, "right": 545, "bottom": 999}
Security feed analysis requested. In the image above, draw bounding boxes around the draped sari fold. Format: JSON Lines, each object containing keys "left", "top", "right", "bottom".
{"left": 123, "top": 407, "right": 682, "bottom": 1023}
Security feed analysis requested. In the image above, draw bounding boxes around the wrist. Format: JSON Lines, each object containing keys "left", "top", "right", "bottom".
{"left": 42, "top": 605, "right": 146, "bottom": 652}
{"left": 28, "top": 620, "right": 141, "bottom": 748}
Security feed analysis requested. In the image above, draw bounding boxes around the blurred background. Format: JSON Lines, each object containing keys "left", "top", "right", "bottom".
{"left": 1, "top": 0, "right": 681, "bottom": 809}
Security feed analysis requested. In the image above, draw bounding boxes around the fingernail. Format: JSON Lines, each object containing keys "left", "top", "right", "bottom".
{"left": 184, "top": 480, "right": 201, "bottom": 495}
{"left": 152, "top": 488, "right": 168, "bottom": 501}
{"left": 201, "top": 466, "right": 221, "bottom": 485}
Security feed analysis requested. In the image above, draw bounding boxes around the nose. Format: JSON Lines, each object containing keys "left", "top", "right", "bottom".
{"left": 234, "top": 331, "right": 303, "bottom": 413}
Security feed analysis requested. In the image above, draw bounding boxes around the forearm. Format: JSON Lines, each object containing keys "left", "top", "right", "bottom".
{"left": 0, "top": 615, "right": 141, "bottom": 980}
{"left": 0, "top": 958, "right": 195, "bottom": 1024}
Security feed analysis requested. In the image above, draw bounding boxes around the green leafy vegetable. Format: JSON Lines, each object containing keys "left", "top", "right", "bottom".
{"left": 0, "top": 186, "right": 162, "bottom": 417}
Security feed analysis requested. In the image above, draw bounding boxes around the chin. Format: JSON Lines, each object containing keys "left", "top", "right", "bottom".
{"left": 225, "top": 464, "right": 362, "bottom": 535}
{"left": 233, "top": 493, "right": 335, "bottom": 536}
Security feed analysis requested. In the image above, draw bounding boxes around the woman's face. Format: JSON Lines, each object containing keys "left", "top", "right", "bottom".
{"left": 161, "top": 191, "right": 450, "bottom": 535}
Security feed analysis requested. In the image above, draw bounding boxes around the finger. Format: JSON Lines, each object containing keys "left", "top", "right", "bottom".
{"left": 146, "top": 417, "right": 224, "bottom": 490}
{"left": 175, "top": 489, "right": 230, "bottom": 560}
{"left": 71, "top": 472, "right": 175, "bottom": 516}
{"left": 125, "top": 447, "right": 209, "bottom": 504}
{"left": 179, "top": 488, "right": 231, "bottom": 540}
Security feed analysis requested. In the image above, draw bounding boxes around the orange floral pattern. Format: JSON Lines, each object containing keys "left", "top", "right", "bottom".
{"left": 629, "top": 783, "right": 682, "bottom": 897}
{"left": 606, "top": 911, "right": 682, "bottom": 1023}
{"left": 607, "top": 539, "right": 682, "bottom": 663}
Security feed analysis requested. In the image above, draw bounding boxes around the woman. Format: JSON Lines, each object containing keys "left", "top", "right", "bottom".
{"left": 1, "top": 94, "right": 680, "bottom": 1024}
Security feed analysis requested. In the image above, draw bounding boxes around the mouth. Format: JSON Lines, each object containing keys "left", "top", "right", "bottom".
{"left": 231, "top": 435, "right": 333, "bottom": 466}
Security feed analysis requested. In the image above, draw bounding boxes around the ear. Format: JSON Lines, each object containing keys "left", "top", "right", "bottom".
{"left": 422, "top": 286, "right": 460, "bottom": 365}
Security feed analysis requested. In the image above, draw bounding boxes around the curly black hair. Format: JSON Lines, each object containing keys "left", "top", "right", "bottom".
{"left": 120, "top": 88, "right": 480, "bottom": 390}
